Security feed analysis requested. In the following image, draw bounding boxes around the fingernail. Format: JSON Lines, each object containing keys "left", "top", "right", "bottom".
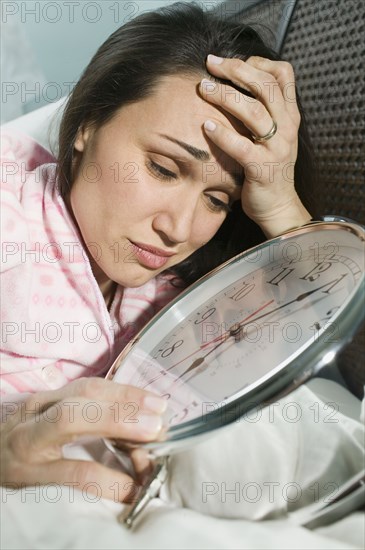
{"left": 204, "top": 120, "right": 216, "bottom": 132}
{"left": 143, "top": 395, "right": 167, "bottom": 414}
{"left": 208, "top": 54, "right": 223, "bottom": 64}
{"left": 137, "top": 413, "right": 163, "bottom": 435}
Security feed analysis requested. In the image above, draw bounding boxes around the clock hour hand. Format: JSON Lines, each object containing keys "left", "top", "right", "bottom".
{"left": 176, "top": 339, "right": 228, "bottom": 380}
{"left": 175, "top": 322, "right": 251, "bottom": 381}
{"left": 180, "top": 356, "right": 205, "bottom": 375}
{"left": 142, "top": 341, "right": 224, "bottom": 388}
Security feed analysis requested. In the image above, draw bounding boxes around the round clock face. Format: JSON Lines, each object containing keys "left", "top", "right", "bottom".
{"left": 106, "top": 221, "right": 364, "bottom": 453}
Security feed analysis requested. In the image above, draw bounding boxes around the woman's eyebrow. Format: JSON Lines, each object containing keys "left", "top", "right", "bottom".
{"left": 157, "top": 133, "right": 242, "bottom": 188}
{"left": 158, "top": 134, "right": 210, "bottom": 161}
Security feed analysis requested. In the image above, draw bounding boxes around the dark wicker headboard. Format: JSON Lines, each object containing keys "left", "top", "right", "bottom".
{"left": 216, "top": 0, "right": 365, "bottom": 397}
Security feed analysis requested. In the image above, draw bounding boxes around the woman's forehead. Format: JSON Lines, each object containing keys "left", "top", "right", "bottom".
{"left": 109, "top": 74, "right": 244, "bottom": 177}
{"left": 145, "top": 75, "right": 239, "bottom": 126}
{"left": 112, "top": 75, "right": 241, "bottom": 135}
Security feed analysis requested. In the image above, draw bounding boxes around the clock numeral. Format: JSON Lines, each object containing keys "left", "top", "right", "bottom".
{"left": 309, "top": 306, "right": 341, "bottom": 332}
{"left": 309, "top": 242, "right": 339, "bottom": 263}
{"left": 194, "top": 307, "right": 216, "bottom": 324}
{"left": 229, "top": 282, "right": 255, "bottom": 301}
{"left": 320, "top": 273, "right": 348, "bottom": 294}
{"left": 156, "top": 339, "right": 184, "bottom": 358}
{"left": 310, "top": 302, "right": 341, "bottom": 343}
{"left": 309, "top": 320, "right": 340, "bottom": 342}
{"left": 267, "top": 267, "right": 294, "bottom": 286}
{"left": 300, "top": 254, "right": 337, "bottom": 282}
{"left": 323, "top": 306, "right": 341, "bottom": 324}
{"left": 305, "top": 274, "right": 348, "bottom": 297}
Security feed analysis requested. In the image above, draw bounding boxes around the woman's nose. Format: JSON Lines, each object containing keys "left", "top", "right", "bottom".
{"left": 152, "top": 194, "right": 197, "bottom": 245}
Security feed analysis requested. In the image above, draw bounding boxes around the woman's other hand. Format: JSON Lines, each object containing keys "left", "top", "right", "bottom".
{"left": 0, "top": 377, "right": 166, "bottom": 502}
{"left": 201, "top": 55, "right": 312, "bottom": 238}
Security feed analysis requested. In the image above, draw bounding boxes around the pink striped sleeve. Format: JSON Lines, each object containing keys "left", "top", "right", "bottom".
{"left": 153, "top": 274, "right": 186, "bottom": 314}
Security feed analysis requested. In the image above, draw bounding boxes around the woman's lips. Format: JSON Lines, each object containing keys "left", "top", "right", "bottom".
{"left": 129, "top": 241, "right": 177, "bottom": 269}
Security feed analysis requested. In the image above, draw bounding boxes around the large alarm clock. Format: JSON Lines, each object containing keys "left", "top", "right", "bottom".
{"left": 106, "top": 217, "right": 364, "bottom": 452}
{"left": 104, "top": 217, "right": 364, "bottom": 527}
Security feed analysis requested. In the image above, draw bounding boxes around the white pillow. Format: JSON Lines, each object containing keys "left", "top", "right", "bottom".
{"left": 1, "top": 97, "right": 66, "bottom": 153}
{"left": 160, "top": 380, "right": 364, "bottom": 521}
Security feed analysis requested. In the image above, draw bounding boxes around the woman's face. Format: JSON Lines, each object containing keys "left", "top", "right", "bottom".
{"left": 70, "top": 75, "right": 242, "bottom": 288}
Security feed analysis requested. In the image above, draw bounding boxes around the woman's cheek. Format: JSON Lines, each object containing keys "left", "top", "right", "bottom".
{"left": 193, "top": 217, "right": 223, "bottom": 249}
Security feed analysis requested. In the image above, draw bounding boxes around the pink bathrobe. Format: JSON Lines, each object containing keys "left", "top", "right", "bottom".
{"left": 0, "top": 131, "right": 183, "bottom": 395}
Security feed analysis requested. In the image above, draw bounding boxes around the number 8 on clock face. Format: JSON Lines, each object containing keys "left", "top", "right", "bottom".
{"left": 106, "top": 219, "right": 365, "bottom": 456}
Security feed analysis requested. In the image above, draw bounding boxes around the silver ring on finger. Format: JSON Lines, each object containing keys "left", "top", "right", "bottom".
{"left": 252, "top": 120, "right": 277, "bottom": 143}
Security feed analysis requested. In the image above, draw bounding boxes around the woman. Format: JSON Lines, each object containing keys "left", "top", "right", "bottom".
{"left": 1, "top": 2, "right": 315, "bottom": 502}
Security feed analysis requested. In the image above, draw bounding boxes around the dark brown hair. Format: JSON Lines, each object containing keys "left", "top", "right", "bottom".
{"left": 56, "top": 1, "right": 317, "bottom": 285}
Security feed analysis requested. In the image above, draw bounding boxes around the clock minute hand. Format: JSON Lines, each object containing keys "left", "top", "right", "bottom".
{"left": 243, "top": 279, "right": 340, "bottom": 327}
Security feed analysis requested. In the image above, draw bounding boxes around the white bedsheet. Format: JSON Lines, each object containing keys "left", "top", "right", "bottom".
{"left": 1, "top": 490, "right": 364, "bottom": 550}
{"left": 1, "top": 379, "right": 364, "bottom": 550}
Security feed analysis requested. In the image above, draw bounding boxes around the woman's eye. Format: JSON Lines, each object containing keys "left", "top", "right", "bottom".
{"left": 206, "top": 195, "right": 232, "bottom": 213}
{"left": 147, "top": 160, "right": 177, "bottom": 181}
